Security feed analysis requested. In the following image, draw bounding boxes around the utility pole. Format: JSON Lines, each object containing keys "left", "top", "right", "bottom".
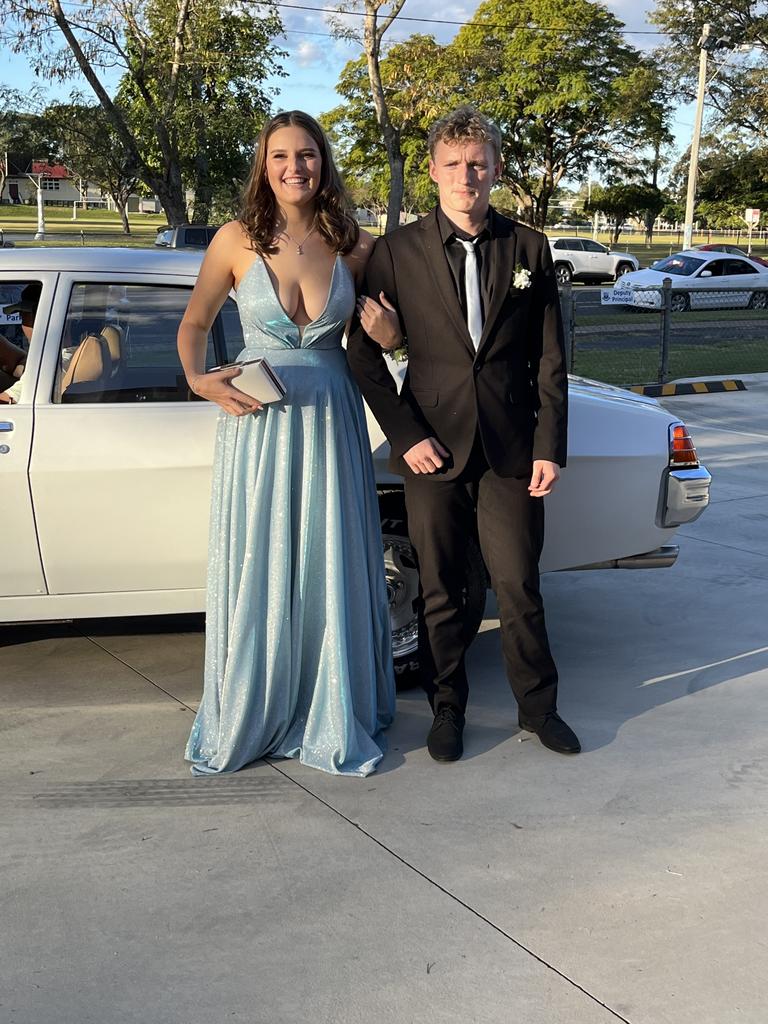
{"left": 682, "top": 24, "right": 710, "bottom": 251}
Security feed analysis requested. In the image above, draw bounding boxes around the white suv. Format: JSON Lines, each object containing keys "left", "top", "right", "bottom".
{"left": 548, "top": 237, "right": 640, "bottom": 285}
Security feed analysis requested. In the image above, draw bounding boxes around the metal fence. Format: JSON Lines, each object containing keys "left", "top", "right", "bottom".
{"left": 560, "top": 278, "right": 768, "bottom": 387}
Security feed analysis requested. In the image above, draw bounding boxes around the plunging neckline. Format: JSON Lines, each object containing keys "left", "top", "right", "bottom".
{"left": 238, "top": 252, "right": 341, "bottom": 332}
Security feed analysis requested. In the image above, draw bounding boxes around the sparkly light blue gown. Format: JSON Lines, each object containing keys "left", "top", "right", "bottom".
{"left": 186, "top": 254, "right": 395, "bottom": 777}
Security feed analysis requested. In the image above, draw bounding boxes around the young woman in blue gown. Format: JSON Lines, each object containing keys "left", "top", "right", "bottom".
{"left": 178, "top": 111, "right": 399, "bottom": 777}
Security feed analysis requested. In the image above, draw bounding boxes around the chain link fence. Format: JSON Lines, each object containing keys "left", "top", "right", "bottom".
{"left": 561, "top": 278, "right": 768, "bottom": 387}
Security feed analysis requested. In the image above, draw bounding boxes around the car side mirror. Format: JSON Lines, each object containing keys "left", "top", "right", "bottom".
{"left": 699, "top": 270, "right": 712, "bottom": 278}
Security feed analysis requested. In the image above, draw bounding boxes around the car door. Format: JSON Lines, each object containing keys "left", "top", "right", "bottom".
{"left": 580, "top": 239, "right": 613, "bottom": 279}
{"left": 555, "top": 238, "right": 584, "bottom": 275}
{"left": 722, "top": 258, "right": 761, "bottom": 307}
{"left": 691, "top": 258, "right": 728, "bottom": 309}
{"left": 28, "top": 271, "right": 239, "bottom": 604}
{"left": 0, "top": 273, "right": 57, "bottom": 601}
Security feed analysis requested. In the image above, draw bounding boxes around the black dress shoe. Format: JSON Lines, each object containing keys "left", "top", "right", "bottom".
{"left": 427, "top": 706, "right": 465, "bottom": 762}
{"left": 518, "top": 712, "right": 581, "bottom": 754}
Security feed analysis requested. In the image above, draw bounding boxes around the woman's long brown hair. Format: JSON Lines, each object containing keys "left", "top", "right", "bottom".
{"left": 240, "top": 110, "right": 359, "bottom": 257}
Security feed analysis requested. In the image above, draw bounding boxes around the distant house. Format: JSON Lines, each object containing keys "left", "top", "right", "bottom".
{"left": 2, "top": 160, "right": 103, "bottom": 206}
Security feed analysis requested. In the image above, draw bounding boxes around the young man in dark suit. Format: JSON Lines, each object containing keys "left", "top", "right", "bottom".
{"left": 348, "top": 106, "right": 580, "bottom": 762}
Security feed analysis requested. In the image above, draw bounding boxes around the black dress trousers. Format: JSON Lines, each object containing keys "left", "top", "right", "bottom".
{"left": 403, "top": 434, "right": 559, "bottom": 721}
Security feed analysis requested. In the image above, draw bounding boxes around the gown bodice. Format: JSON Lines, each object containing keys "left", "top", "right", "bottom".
{"left": 236, "top": 253, "right": 355, "bottom": 352}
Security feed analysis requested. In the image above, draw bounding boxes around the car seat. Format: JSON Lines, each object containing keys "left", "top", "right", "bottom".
{"left": 60, "top": 333, "right": 113, "bottom": 401}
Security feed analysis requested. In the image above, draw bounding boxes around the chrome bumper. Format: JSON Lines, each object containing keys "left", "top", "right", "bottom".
{"left": 568, "top": 544, "right": 679, "bottom": 571}
{"left": 658, "top": 466, "right": 712, "bottom": 527}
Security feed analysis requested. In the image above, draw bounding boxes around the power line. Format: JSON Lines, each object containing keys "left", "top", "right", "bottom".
{"left": 255, "top": 1, "right": 670, "bottom": 36}
{"left": 51, "top": 0, "right": 671, "bottom": 40}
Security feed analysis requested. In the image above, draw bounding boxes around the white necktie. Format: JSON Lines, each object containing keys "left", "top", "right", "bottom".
{"left": 459, "top": 238, "right": 483, "bottom": 349}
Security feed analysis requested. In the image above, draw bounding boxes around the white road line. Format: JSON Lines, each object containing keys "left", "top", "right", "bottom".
{"left": 640, "top": 645, "right": 768, "bottom": 686}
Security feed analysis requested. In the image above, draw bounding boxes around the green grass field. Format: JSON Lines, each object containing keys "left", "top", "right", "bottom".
{"left": 0, "top": 205, "right": 167, "bottom": 247}
{"left": 2, "top": 204, "right": 767, "bottom": 260}
{"left": 571, "top": 340, "right": 768, "bottom": 386}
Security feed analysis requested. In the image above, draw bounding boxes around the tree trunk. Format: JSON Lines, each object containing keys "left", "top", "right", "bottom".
{"left": 118, "top": 200, "right": 130, "bottom": 235}
{"left": 363, "top": 0, "right": 406, "bottom": 235}
{"left": 385, "top": 139, "right": 404, "bottom": 234}
{"left": 191, "top": 150, "right": 212, "bottom": 224}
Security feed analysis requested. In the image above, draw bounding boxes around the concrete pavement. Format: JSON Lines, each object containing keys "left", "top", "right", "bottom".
{"left": 2, "top": 380, "right": 767, "bottom": 1023}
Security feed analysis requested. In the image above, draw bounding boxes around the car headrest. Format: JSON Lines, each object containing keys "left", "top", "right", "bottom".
{"left": 61, "top": 334, "right": 112, "bottom": 393}
{"left": 99, "top": 323, "right": 123, "bottom": 362}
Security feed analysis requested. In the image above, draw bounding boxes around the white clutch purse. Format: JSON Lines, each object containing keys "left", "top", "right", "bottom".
{"left": 209, "top": 357, "right": 286, "bottom": 403}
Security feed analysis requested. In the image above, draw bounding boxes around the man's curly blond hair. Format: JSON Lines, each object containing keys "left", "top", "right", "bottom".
{"left": 428, "top": 106, "right": 502, "bottom": 162}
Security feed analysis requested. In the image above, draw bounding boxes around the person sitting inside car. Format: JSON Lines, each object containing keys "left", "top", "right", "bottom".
{"left": 0, "top": 283, "right": 41, "bottom": 404}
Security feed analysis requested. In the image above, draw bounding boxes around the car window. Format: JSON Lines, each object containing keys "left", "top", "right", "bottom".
{"left": 54, "top": 282, "right": 217, "bottom": 404}
{"left": 581, "top": 240, "right": 606, "bottom": 253}
{"left": 701, "top": 259, "right": 728, "bottom": 277}
{"left": 554, "top": 239, "right": 583, "bottom": 251}
{"left": 185, "top": 228, "right": 209, "bottom": 247}
{"left": 724, "top": 259, "right": 756, "bottom": 276}
{"left": 219, "top": 296, "right": 245, "bottom": 362}
{"left": 155, "top": 229, "right": 173, "bottom": 247}
{"left": 0, "top": 279, "right": 42, "bottom": 402}
{"left": 653, "top": 254, "right": 705, "bottom": 277}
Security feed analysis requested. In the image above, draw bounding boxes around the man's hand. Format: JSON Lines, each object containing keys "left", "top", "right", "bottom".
{"left": 403, "top": 437, "right": 450, "bottom": 474}
{"left": 528, "top": 460, "right": 560, "bottom": 497}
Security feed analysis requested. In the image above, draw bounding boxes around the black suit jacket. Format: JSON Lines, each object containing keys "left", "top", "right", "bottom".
{"left": 347, "top": 207, "right": 568, "bottom": 480}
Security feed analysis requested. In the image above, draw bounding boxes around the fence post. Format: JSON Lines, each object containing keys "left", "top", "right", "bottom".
{"left": 659, "top": 276, "right": 672, "bottom": 384}
{"left": 559, "top": 282, "right": 575, "bottom": 372}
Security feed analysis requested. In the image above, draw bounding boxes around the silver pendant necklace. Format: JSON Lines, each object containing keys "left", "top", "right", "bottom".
{"left": 280, "top": 224, "right": 315, "bottom": 255}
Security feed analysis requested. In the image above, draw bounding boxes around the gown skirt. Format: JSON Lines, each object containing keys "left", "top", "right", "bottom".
{"left": 185, "top": 254, "right": 395, "bottom": 777}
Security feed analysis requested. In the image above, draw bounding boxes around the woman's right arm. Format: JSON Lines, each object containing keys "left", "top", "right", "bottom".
{"left": 178, "top": 222, "right": 262, "bottom": 417}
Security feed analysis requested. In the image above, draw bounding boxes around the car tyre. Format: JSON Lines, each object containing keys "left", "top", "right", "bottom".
{"left": 670, "top": 292, "right": 689, "bottom": 313}
{"left": 748, "top": 291, "right": 768, "bottom": 310}
{"left": 379, "top": 493, "right": 487, "bottom": 692}
{"left": 554, "top": 263, "right": 572, "bottom": 286}
{"left": 615, "top": 263, "right": 634, "bottom": 279}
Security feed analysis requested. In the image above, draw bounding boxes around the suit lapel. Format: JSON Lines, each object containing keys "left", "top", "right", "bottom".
{"left": 476, "top": 211, "right": 516, "bottom": 357}
{"left": 417, "top": 210, "right": 476, "bottom": 357}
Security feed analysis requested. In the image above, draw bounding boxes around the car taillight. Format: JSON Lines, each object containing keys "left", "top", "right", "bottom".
{"left": 669, "top": 423, "right": 700, "bottom": 468}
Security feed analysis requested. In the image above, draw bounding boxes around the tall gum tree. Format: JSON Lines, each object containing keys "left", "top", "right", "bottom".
{"left": 322, "top": 35, "right": 452, "bottom": 218}
{"left": 0, "top": 0, "right": 283, "bottom": 225}
{"left": 447, "top": 0, "right": 670, "bottom": 228}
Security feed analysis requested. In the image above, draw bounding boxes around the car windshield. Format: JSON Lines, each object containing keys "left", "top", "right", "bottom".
{"left": 653, "top": 255, "right": 706, "bottom": 277}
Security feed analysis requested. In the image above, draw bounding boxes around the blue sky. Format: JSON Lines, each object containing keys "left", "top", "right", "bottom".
{"left": 5, "top": 0, "right": 696, "bottom": 170}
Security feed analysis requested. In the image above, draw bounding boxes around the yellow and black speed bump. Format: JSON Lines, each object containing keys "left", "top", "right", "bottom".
{"left": 629, "top": 379, "right": 746, "bottom": 397}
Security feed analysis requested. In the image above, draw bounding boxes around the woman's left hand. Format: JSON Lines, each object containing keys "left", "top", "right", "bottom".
{"left": 356, "top": 291, "right": 402, "bottom": 351}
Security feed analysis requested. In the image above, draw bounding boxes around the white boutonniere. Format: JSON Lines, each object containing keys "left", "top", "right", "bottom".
{"left": 513, "top": 264, "right": 532, "bottom": 289}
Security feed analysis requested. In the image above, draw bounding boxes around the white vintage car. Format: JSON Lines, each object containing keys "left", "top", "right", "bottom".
{"left": 0, "top": 249, "right": 711, "bottom": 682}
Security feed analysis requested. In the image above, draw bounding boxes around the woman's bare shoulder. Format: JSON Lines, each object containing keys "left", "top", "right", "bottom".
{"left": 343, "top": 229, "right": 376, "bottom": 282}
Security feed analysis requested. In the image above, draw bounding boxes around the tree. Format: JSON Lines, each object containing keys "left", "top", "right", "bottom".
{"left": 45, "top": 102, "right": 140, "bottom": 233}
{"left": 446, "top": 0, "right": 672, "bottom": 228}
{"left": 0, "top": 0, "right": 284, "bottom": 225}
{"left": 322, "top": 35, "right": 450, "bottom": 220}
{"left": 0, "top": 92, "right": 57, "bottom": 197}
{"left": 651, "top": 0, "right": 768, "bottom": 137}
{"left": 329, "top": 1, "right": 434, "bottom": 232}
{"left": 586, "top": 182, "right": 665, "bottom": 243}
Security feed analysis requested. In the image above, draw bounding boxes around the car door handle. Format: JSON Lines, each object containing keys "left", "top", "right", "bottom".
{"left": 0, "top": 421, "right": 14, "bottom": 432}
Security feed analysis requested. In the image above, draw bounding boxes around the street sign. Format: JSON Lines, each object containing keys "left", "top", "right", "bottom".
{"left": 744, "top": 208, "right": 761, "bottom": 225}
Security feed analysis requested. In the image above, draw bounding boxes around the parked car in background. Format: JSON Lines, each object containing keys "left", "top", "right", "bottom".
{"left": 548, "top": 237, "right": 640, "bottom": 285}
{"left": 0, "top": 249, "right": 711, "bottom": 685}
{"left": 154, "top": 224, "right": 220, "bottom": 249}
{"left": 694, "top": 243, "right": 768, "bottom": 269}
{"left": 609, "top": 249, "right": 768, "bottom": 312}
